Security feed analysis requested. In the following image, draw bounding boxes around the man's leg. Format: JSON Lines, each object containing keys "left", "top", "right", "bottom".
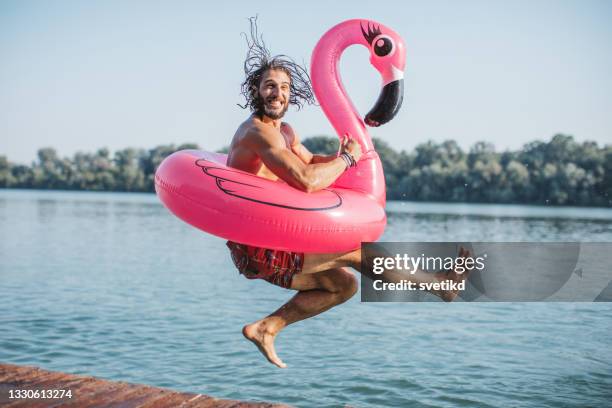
{"left": 243, "top": 246, "right": 471, "bottom": 368}
{"left": 301, "top": 246, "right": 472, "bottom": 301}
{"left": 243, "top": 267, "right": 358, "bottom": 368}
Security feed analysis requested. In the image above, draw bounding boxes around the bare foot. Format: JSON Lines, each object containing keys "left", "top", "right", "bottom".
{"left": 433, "top": 246, "right": 473, "bottom": 302}
{"left": 242, "top": 320, "right": 287, "bottom": 368}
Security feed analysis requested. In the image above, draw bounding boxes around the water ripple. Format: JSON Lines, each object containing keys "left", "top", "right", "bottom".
{"left": 1, "top": 190, "right": 611, "bottom": 407}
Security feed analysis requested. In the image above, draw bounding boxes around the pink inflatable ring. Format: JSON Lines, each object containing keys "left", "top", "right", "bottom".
{"left": 155, "top": 19, "right": 406, "bottom": 253}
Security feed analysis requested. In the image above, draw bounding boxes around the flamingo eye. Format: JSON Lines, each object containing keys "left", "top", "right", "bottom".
{"left": 373, "top": 35, "right": 394, "bottom": 57}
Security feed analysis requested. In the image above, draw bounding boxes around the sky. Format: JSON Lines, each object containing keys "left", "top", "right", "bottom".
{"left": 1, "top": 0, "right": 611, "bottom": 164}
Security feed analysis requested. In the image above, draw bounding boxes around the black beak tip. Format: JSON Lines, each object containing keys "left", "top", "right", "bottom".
{"left": 364, "top": 116, "right": 380, "bottom": 127}
{"left": 364, "top": 79, "right": 404, "bottom": 127}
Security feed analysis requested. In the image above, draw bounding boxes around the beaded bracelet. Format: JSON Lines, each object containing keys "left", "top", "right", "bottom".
{"left": 339, "top": 152, "right": 351, "bottom": 169}
{"left": 347, "top": 152, "right": 357, "bottom": 167}
{"left": 339, "top": 152, "right": 356, "bottom": 169}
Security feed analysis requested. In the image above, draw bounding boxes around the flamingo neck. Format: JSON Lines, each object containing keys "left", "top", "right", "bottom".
{"left": 310, "top": 20, "right": 374, "bottom": 152}
{"left": 310, "top": 20, "right": 386, "bottom": 206}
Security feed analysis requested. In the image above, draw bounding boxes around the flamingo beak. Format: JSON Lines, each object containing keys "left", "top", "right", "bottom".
{"left": 364, "top": 78, "right": 404, "bottom": 127}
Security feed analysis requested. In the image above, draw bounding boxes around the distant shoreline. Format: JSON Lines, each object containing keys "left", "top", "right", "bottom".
{"left": 1, "top": 133, "right": 610, "bottom": 207}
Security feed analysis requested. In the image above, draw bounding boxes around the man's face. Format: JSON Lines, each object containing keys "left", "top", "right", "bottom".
{"left": 257, "top": 69, "right": 290, "bottom": 120}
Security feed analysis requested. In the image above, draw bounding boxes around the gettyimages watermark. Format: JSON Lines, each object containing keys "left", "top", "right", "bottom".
{"left": 360, "top": 242, "right": 612, "bottom": 302}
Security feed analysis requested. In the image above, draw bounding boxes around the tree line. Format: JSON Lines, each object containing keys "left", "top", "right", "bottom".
{"left": 1, "top": 134, "right": 610, "bottom": 206}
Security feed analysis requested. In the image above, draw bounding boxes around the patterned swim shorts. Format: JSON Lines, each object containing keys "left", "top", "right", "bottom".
{"left": 226, "top": 241, "right": 304, "bottom": 289}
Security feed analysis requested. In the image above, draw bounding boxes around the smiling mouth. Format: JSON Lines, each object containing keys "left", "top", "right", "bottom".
{"left": 266, "top": 100, "right": 284, "bottom": 109}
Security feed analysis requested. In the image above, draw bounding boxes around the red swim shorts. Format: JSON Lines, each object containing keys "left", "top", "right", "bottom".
{"left": 226, "top": 241, "right": 304, "bottom": 289}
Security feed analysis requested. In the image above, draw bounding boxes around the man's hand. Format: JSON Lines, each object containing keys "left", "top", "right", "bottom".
{"left": 340, "top": 135, "right": 362, "bottom": 163}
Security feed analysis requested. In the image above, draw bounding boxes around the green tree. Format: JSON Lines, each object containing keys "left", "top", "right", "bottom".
{"left": 302, "top": 135, "right": 339, "bottom": 155}
{"left": 113, "top": 148, "right": 147, "bottom": 191}
{"left": 0, "top": 156, "right": 14, "bottom": 187}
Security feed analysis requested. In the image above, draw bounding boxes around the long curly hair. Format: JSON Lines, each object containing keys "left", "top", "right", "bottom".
{"left": 238, "top": 16, "right": 315, "bottom": 115}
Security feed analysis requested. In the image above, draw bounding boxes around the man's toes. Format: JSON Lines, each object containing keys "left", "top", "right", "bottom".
{"left": 273, "top": 358, "right": 287, "bottom": 369}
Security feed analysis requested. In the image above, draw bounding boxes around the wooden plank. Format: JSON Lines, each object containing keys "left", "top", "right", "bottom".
{"left": 0, "top": 363, "right": 291, "bottom": 407}
{"left": 49, "top": 378, "right": 127, "bottom": 408}
{"left": 0, "top": 365, "right": 41, "bottom": 383}
{"left": 137, "top": 389, "right": 199, "bottom": 407}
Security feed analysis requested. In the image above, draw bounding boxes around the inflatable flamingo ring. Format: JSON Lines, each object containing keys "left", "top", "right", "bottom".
{"left": 155, "top": 19, "right": 405, "bottom": 253}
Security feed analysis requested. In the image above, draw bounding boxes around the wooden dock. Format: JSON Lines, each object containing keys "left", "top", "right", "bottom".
{"left": 0, "top": 363, "right": 290, "bottom": 407}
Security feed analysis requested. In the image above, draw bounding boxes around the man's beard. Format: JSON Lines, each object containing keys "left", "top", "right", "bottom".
{"left": 255, "top": 97, "right": 289, "bottom": 120}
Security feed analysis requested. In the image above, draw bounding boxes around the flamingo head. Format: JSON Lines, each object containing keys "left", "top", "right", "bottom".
{"left": 360, "top": 21, "right": 406, "bottom": 127}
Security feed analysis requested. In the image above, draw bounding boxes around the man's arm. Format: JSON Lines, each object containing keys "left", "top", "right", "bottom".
{"left": 283, "top": 123, "right": 338, "bottom": 165}
{"left": 248, "top": 125, "right": 359, "bottom": 193}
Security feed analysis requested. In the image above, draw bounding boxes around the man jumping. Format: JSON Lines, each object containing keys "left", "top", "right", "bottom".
{"left": 226, "top": 18, "right": 470, "bottom": 368}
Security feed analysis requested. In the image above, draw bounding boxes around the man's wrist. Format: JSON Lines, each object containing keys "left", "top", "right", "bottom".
{"left": 340, "top": 147, "right": 358, "bottom": 164}
{"left": 339, "top": 152, "right": 356, "bottom": 169}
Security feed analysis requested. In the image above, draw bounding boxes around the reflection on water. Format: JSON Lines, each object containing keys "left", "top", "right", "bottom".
{"left": 1, "top": 189, "right": 611, "bottom": 408}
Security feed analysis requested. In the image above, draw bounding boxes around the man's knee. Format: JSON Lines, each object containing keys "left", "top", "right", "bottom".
{"left": 344, "top": 273, "right": 358, "bottom": 299}
{"left": 334, "top": 270, "right": 358, "bottom": 301}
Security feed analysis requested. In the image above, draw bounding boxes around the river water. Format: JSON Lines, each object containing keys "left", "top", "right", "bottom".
{"left": 1, "top": 190, "right": 611, "bottom": 407}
